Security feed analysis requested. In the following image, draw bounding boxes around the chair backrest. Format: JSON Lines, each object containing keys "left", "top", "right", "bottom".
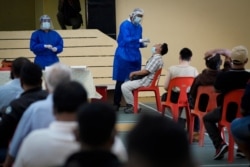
{"left": 148, "top": 68, "right": 162, "bottom": 87}
{"left": 221, "top": 89, "right": 245, "bottom": 125}
{"left": 194, "top": 86, "right": 219, "bottom": 114}
{"left": 165, "top": 77, "right": 194, "bottom": 105}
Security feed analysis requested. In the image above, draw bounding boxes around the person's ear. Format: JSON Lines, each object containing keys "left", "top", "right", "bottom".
{"left": 244, "top": 58, "right": 248, "bottom": 64}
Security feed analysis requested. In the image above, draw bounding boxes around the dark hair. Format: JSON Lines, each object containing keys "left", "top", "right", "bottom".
{"left": 127, "top": 113, "right": 193, "bottom": 167}
{"left": 180, "top": 48, "right": 192, "bottom": 61}
{"left": 161, "top": 43, "right": 168, "bottom": 55}
{"left": 20, "top": 62, "right": 42, "bottom": 86}
{"left": 205, "top": 53, "right": 222, "bottom": 70}
{"left": 53, "top": 81, "right": 88, "bottom": 113}
{"left": 11, "top": 57, "right": 31, "bottom": 79}
{"left": 77, "top": 101, "right": 116, "bottom": 147}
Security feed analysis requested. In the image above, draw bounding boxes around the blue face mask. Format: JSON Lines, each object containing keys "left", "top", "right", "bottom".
{"left": 151, "top": 47, "right": 156, "bottom": 54}
{"left": 133, "top": 16, "right": 142, "bottom": 24}
{"left": 41, "top": 22, "right": 51, "bottom": 30}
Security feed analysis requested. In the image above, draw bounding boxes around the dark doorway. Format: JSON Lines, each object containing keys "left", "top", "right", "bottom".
{"left": 86, "top": 0, "right": 116, "bottom": 39}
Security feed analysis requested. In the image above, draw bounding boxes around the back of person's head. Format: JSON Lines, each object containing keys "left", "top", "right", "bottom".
{"left": 161, "top": 43, "right": 168, "bottom": 56}
{"left": 44, "top": 63, "right": 72, "bottom": 92}
{"left": 204, "top": 53, "right": 222, "bottom": 70}
{"left": 126, "top": 113, "right": 195, "bottom": 167}
{"left": 53, "top": 81, "right": 87, "bottom": 114}
{"left": 20, "top": 62, "right": 42, "bottom": 87}
{"left": 230, "top": 45, "right": 248, "bottom": 65}
{"left": 77, "top": 101, "right": 116, "bottom": 148}
{"left": 180, "top": 47, "right": 193, "bottom": 61}
{"left": 11, "top": 57, "right": 31, "bottom": 79}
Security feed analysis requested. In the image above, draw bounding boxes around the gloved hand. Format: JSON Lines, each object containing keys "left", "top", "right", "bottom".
{"left": 139, "top": 38, "right": 150, "bottom": 43}
{"left": 44, "top": 44, "right": 53, "bottom": 49}
{"left": 51, "top": 47, "right": 57, "bottom": 52}
{"left": 143, "top": 42, "right": 148, "bottom": 47}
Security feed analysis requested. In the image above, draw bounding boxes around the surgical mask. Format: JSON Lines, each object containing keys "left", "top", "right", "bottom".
{"left": 41, "top": 22, "right": 51, "bottom": 30}
{"left": 133, "top": 16, "right": 142, "bottom": 24}
{"left": 151, "top": 47, "right": 156, "bottom": 54}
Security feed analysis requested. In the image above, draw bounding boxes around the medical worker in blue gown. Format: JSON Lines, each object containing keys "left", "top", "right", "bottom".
{"left": 30, "top": 15, "right": 64, "bottom": 69}
{"left": 112, "top": 8, "right": 150, "bottom": 111}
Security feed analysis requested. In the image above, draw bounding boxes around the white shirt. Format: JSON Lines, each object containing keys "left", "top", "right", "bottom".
{"left": 164, "top": 63, "right": 198, "bottom": 90}
{"left": 14, "top": 121, "right": 80, "bottom": 167}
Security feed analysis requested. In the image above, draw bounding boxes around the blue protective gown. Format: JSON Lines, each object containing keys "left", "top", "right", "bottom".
{"left": 30, "top": 29, "right": 63, "bottom": 69}
{"left": 112, "top": 20, "right": 144, "bottom": 81}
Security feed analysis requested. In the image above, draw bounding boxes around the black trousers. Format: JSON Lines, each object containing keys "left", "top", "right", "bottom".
{"left": 113, "top": 81, "right": 124, "bottom": 106}
{"left": 203, "top": 107, "right": 223, "bottom": 149}
{"left": 57, "top": 12, "right": 82, "bottom": 29}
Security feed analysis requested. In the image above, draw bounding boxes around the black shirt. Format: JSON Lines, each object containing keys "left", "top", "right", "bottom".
{"left": 0, "top": 87, "right": 48, "bottom": 148}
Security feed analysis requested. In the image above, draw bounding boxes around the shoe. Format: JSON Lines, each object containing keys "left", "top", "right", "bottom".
{"left": 214, "top": 143, "right": 228, "bottom": 160}
{"left": 124, "top": 104, "right": 141, "bottom": 114}
{"left": 236, "top": 149, "right": 246, "bottom": 158}
{"left": 192, "top": 132, "right": 199, "bottom": 142}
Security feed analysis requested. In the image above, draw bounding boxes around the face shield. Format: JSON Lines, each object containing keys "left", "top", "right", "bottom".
{"left": 40, "top": 15, "right": 54, "bottom": 30}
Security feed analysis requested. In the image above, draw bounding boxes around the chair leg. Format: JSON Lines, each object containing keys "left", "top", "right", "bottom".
{"left": 199, "top": 118, "right": 205, "bottom": 147}
{"left": 133, "top": 90, "right": 139, "bottom": 114}
{"left": 189, "top": 114, "right": 195, "bottom": 144}
{"left": 154, "top": 89, "right": 162, "bottom": 112}
{"left": 228, "top": 130, "right": 235, "bottom": 163}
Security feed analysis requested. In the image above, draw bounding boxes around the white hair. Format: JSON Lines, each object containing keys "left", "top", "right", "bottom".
{"left": 44, "top": 63, "right": 72, "bottom": 92}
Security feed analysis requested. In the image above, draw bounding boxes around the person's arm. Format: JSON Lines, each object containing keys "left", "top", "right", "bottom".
{"left": 72, "top": 0, "right": 81, "bottom": 12}
{"left": 129, "top": 69, "right": 149, "bottom": 80}
{"left": 30, "top": 31, "right": 50, "bottom": 53}
{"left": 58, "top": 0, "right": 64, "bottom": 12}
{"left": 0, "top": 106, "right": 19, "bottom": 148}
{"left": 204, "top": 48, "right": 232, "bottom": 70}
{"left": 164, "top": 70, "right": 171, "bottom": 91}
{"left": 241, "top": 81, "right": 250, "bottom": 116}
{"left": 4, "top": 107, "right": 33, "bottom": 167}
{"left": 50, "top": 32, "right": 64, "bottom": 54}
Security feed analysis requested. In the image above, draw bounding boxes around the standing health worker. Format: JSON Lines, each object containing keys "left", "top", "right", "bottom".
{"left": 112, "top": 8, "right": 150, "bottom": 111}
{"left": 30, "top": 15, "right": 64, "bottom": 69}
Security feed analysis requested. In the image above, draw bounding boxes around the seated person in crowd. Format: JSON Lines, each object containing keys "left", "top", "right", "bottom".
{"left": 63, "top": 101, "right": 122, "bottom": 167}
{"left": 0, "top": 62, "right": 48, "bottom": 164}
{"left": 14, "top": 81, "right": 88, "bottom": 167}
{"left": 0, "top": 57, "right": 30, "bottom": 111}
{"left": 3, "top": 62, "right": 72, "bottom": 167}
{"left": 231, "top": 80, "right": 250, "bottom": 163}
{"left": 161, "top": 47, "right": 198, "bottom": 127}
{"left": 126, "top": 113, "right": 197, "bottom": 167}
{"left": 188, "top": 49, "right": 231, "bottom": 141}
{"left": 203, "top": 45, "right": 250, "bottom": 160}
{"left": 121, "top": 43, "right": 168, "bottom": 113}
{"left": 162, "top": 47, "right": 198, "bottom": 102}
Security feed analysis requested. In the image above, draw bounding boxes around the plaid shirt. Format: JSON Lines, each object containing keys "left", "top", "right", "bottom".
{"left": 139, "top": 54, "right": 163, "bottom": 86}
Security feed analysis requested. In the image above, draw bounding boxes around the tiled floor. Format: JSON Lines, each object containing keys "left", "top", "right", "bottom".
{"left": 116, "top": 102, "right": 249, "bottom": 167}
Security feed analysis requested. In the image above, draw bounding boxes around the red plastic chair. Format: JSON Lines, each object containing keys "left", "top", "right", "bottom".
{"left": 218, "top": 89, "right": 244, "bottom": 163}
{"left": 133, "top": 68, "right": 162, "bottom": 113}
{"left": 161, "top": 77, "right": 194, "bottom": 128}
{"left": 189, "top": 86, "right": 219, "bottom": 146}
{"left": 0, "top": 67, "right": 11, "bottom": 71}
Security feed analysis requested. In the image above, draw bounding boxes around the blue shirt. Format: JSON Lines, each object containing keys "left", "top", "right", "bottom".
{"left": 0, "top": 78, "right": 23, "bottom": 110}
{"left": 9, "top": 94, "right": 54, "bottom": 158}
